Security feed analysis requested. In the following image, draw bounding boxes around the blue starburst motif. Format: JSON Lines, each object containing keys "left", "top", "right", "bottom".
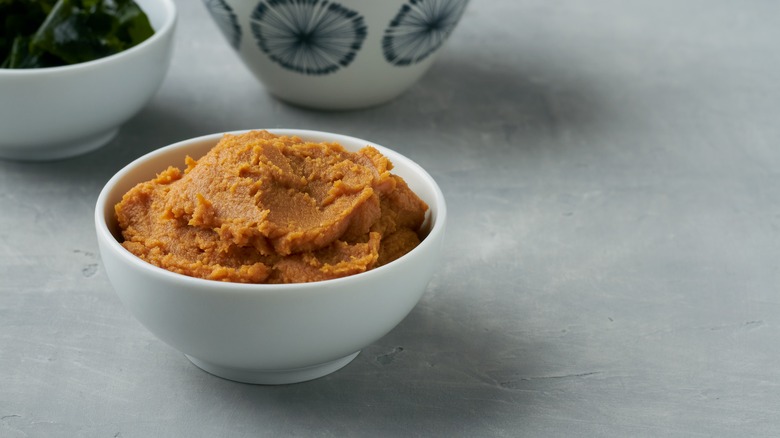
{"left": 250, "top": 0, "right": 367, "bottom": 75}
{"left": 383, "top": 0, "right": 469, "bottom": 66}
{"left": 203, "top": 0, "right": 242, "bottom": 49}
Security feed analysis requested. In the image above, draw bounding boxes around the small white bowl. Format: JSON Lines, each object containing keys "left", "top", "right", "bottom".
{"left": 204, "top": 0, "right": 470, "bottom": 109}
{"left": 0, "top": 0, "right": 177, "bottom": 161}
{"left": 95, "top": 129, "right": 447, "bottom": 384}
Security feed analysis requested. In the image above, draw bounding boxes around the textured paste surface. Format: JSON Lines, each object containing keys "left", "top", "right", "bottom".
{"left": 115, "top": 131, "right": 428, "bottom": 283}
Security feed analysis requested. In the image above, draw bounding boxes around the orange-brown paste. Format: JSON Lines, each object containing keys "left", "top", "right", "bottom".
{"left": 115, "top": 130, "right": 429, "bottom": 284}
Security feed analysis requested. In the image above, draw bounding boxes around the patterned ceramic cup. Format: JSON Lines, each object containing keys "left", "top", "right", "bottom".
{"left": 203, "top": 0, "right": 470, "bottom": 109}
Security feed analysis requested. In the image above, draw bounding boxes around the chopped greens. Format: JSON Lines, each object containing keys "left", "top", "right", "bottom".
{"left": 0, "top": 0, "right": 154, "bottom": 69}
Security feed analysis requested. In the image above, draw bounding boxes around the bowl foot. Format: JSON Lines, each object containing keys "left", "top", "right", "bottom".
{"left": 0, "top": 128, "right": 118, "bottom": 161}
{"left": 185, "top": 351, "right": 361, "bottom": 385}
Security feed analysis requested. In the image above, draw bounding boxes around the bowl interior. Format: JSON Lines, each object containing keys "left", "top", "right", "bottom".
{"left": 0, "top": 0, "right": 175, "bottom": 77}
{"left": 98, "top": 129, "right": 445, "bottom": 274}
{"left": 136, "top": 0, "right": 176, "bottom": 31}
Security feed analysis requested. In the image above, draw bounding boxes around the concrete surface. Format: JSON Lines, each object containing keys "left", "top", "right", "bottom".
{"left": 2, "top": 0, "right": 780, "bottom": 436}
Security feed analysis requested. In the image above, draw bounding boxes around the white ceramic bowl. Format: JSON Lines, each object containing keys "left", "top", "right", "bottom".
{"left": 0, "top": 0, "right": 177, "bottom": 161}
{"left": 203, "top": 0, "right": 470, "bottom": 109}
{"left": 95, "top": 129, "right": 447, "bottom": 384}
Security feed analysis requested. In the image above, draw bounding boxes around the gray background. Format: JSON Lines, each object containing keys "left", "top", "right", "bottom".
{"left": 2, "top": 0, "right": 780, "bottom": 436}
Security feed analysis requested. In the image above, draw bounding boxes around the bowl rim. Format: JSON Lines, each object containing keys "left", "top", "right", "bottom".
{"left": 95, "top": 129, "right": 447, "bottom": 292}
{"left": 0, "top": 0, "right": 176, "bottom": 76}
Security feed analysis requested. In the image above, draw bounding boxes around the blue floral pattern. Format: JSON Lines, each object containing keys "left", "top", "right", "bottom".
{"left": 383, "top": 0, "right": 469, "bottom": 66}
{"left": 250, "top": 0, "right": 367, "bottom": 75}
{"left": 203, "top": 0, "right": 242, "bottom": 49}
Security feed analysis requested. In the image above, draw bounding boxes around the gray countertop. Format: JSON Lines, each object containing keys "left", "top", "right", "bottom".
{"left": 2, "top": 0, "right": 780, "bottom": 436}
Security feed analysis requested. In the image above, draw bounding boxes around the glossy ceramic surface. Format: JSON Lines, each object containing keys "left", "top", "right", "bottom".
{"left": 95, "top": 129, "right": 447, "bottom": 384}
{"left": 0, "top": 0, "right": 177, "bottom": 161}
{"left": 203, "top": 0, "right": 470, "bottom": 109}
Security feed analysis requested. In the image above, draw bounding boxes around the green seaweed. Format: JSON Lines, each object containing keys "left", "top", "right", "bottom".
{"left": 0, "top": 0, "right": 56, "bottom": 65}
{"left": 0, "top": 0, "right": 154, "bottom": 69}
